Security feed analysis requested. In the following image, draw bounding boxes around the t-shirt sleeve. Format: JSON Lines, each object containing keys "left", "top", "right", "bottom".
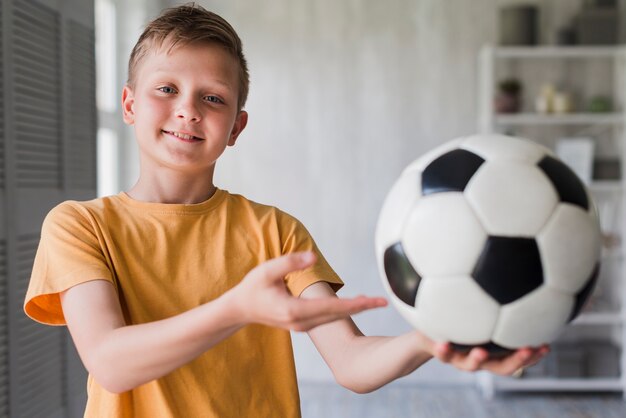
{"left": 278, "top": 212, "right": 344, "bottom": 296}
{"left": 24, "top": 202, "right": 114, "bottom": 326}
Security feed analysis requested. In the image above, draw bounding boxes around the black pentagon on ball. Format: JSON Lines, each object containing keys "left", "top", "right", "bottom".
{"left": 383, "top": 242, "right": 422, "bottom": 306}
{"left": 472, "top": 237, "right": 543, "bottom": 305}
{"left": 422, "top": 149, "right": 485, "bottom": 196}
{"left": 568, "top": 263, "right": 600, "bottom": 322}
{"left": 537, "top": 155, "right": 589, "bottom": 211}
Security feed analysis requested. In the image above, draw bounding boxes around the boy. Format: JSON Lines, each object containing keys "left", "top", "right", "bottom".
{"left": 24, "top": 4, "right": 547, "bottom": 417}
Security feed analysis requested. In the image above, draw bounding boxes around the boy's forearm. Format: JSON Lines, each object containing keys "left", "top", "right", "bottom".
{"left": 332, "top": 331, "right": 432, "bottom": 393}
{"left": 302, "top": 282, "right": 431, "bottom": 393}
{"left": 66, "top": 284, "right": 246, "bottom": 394}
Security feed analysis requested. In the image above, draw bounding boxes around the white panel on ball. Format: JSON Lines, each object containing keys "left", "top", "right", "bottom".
{"left": 462, "top": 134, "right": 553, "bottom": 164}
{"left": 375, "top": 167, "right": 423, "bottom": 255}
{"left": 465, "top": 162, "right": 558, "bottom": 236}
{"left": 415, "top": 276, "right": 500, "bottom": 344}
{"left": 389, "top": 293, "right": 427, "bottom": 330}
{"left": 402, "top": 194, "right": 487, "bottom": 277}
{"left": 493, "top": 286, "right": 574, "bottom": 348}
{"left": 537, "top": 204, "right": 602, "bottom": 294}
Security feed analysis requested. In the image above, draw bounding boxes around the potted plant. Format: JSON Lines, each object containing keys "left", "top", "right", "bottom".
{"left": 495, "top": 78, "right": 522, "bottom": 113}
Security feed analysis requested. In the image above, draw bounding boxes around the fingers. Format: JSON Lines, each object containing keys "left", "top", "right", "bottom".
{"left": 491, "top": 347, "right": 534, "bottom": 375}
{"left": 519, "top": 345, "right": 550, "bottom": 369}
{"left": 433, "top": 343, "right": 489, "bottom": 372}
{"left": 488, "top": 345, "right": 551, "bottom": 376}
{"left": 282, "top": 295, "right": 388, "bottom": 332}
{"left": 239, "top": 254, "right": 388, "bottom": 331}
{"left": 433, "top": 343, "right": 551, "bottom": 375}
{"left": 254, "top": 252, "right": 317, "bottom": 284}
{"left": 466, "top": 348, "right": 489, "bottom": 371}
{"left": 292, "top": 296, "right": 387, "bottom": 331}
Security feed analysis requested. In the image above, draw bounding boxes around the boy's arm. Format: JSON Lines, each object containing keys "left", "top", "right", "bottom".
{"left": 302, "top": 281, "right": 549, "bottom": 394}
{"left": 61, "top": 252, "right": 384, "bottom": 393}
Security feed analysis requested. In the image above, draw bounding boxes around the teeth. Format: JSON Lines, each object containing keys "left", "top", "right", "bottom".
{"left": 170, "top": 131, "right": 196, "bottom": 140}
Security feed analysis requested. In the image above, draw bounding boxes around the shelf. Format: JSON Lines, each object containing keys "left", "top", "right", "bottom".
{"left": 479, "top": 44, "right": 626, "bottom": 398}
{"left": 492, "top": 46, "right": 626, "bottom": 59}
{"left": 590, "top": 180, "right": 622, "bottom": 193}
{"left": 573, "top": 311, "right": 623, "bottom": 326}
{"left": 494, "top": 113, "right": 623, "bottom": 126}
{"left": 493, "top": 377, "right": 624, "bottom": 392}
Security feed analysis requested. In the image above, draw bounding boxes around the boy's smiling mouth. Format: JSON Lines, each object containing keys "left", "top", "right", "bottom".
{"left": 162, "top": 130, "right": 204, "bottom": 142}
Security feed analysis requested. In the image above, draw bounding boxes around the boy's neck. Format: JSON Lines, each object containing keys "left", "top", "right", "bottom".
{"left": 126, "top": 169, "right": 218, "bottom": 204}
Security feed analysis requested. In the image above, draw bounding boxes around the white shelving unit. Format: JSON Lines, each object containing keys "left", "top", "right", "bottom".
{"left": 477, "top": 45, "right": 626, "bottom": 399}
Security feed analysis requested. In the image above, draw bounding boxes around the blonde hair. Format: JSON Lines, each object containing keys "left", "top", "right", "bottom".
{"left": 127, "top": 3, "right": 250, "bottom": 110}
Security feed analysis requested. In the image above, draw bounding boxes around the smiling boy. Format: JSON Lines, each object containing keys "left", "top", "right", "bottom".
{"left": 24, "top": 4, "right": 546, "bottom": 417}
{"left": 126, "top": 41, "right": 245, "bottom": 197}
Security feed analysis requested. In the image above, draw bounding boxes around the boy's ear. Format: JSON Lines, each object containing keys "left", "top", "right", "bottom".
{"left": 122, "top": 85, "right": 136, "bottom": 125}
{"left": 228, "top": 111, "right": 248, "bottom": 146}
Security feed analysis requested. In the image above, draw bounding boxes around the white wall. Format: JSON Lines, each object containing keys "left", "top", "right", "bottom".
{"left": 189, "top": 0, "right": 498, "bottom": 385}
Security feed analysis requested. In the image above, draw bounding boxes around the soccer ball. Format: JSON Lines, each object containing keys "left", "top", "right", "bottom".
{"left": 375, "top": 134, "right": 602, "bottom": 353}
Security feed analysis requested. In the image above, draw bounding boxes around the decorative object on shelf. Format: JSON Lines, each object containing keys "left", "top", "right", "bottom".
{"left": 588, "top": 95, "right": 613, "bottom": 112}
{"left": 535, "top": 83, "right": 556, "bottom": 114}
{"left": 499, "top": 5, "right": 538, "bottom": 46}
{"left": 575, "top": 0, "right": 619, "bottom": 45}
{"left": 595, "top": 193, "right": 621, "bottom": 253}
{"left": 593, "top": 0, "right": 618, "bottom": 7}
{"left": 593, "top": 158, "right": 620, "bottom": 180}
{"left": 555, "top": 138, "right": 595, "bottom": 184}
{"left": 601, "top": 229, "right": 621, "bottom": 252}
{"left": 535, "top": 84, "right": 576, "bottom": 114}
{"left": 553, "top": 91, "right": 573, "bottom": 114}
{"left": 557, "top": 26, "right": 577, "bottom": 45}
{"left": 495, "top": 78, "right": 522, "bottom": 113}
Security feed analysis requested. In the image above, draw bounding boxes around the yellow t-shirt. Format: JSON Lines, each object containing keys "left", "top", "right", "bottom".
{"left": 24, "top": 189, "right": 343, "bottom": 418}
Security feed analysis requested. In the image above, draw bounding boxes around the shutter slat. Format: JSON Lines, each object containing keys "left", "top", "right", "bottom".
{"left": 13, "top": 8, "right": 57, "bottom": 33}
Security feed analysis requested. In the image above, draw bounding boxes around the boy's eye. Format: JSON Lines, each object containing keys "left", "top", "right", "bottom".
{"left": 204, "top": 95, "right": 224, "bottom": 104}
{"left": 158, "top": 86, "right": 176, "bottom": 94}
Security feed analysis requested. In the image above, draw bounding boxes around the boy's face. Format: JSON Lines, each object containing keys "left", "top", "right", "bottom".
{"left": 122, "top": 42, "right": 247, "bottom": 174}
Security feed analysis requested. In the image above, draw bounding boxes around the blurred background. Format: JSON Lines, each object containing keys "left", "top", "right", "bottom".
{"left": 1, "top": 0, "right": 626, "bottom": 416}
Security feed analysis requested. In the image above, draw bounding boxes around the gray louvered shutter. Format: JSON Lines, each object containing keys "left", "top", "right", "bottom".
{"left": 0, "top": 4, "right": 7, "bottom": 417}
{"left": 66, "top": 19, "right": 97, "bottom": 192}
{"left": 15, "top": 235, "right": 65, "bottom": 418}
{"left": 1, "top": 0, "right": 95, "bottom": 417}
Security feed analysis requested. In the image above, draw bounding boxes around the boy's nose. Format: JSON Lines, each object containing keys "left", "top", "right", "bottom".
{"left": 175, "top": 102, "right": 202, "bottom": 122}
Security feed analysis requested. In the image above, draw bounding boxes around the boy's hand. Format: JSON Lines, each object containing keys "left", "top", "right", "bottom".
{"left": 227, "top": 251, "right": 387, "bottom": 331}
{"left": 419, "top": 333, "right": 550, "bottom": 376}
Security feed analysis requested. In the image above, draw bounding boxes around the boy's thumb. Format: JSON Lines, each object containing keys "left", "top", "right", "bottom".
{"left": 259, "top": 252, "right": 316, "bottom": 282}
